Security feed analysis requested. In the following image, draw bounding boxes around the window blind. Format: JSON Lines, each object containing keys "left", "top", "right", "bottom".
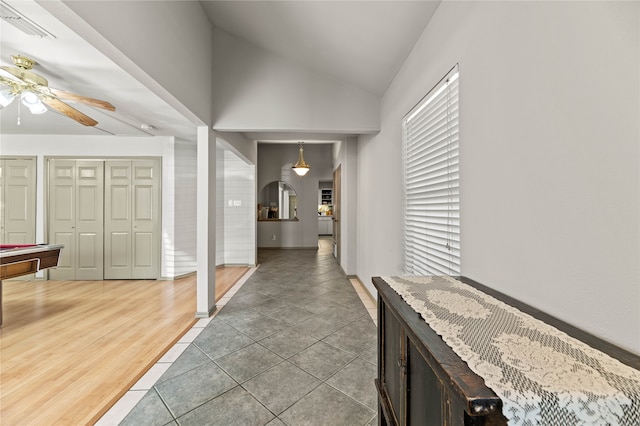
{"left": 402, "top": 65, "right": 460, "bottom": 276}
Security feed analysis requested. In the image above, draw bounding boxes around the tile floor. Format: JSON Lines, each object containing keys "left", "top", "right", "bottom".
{"left": 97, "top": 238, "right": 378, "bottom": 426}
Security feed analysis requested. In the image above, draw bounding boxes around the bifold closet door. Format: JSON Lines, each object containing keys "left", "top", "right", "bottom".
{"left": 48, "top": 160, "right": 104, "bottom": 280}
{"left": 105, "top": 159, "right": 159, "bottom": 279}
{"left": 0, "top": 158, "right": 36, "bottom": 245}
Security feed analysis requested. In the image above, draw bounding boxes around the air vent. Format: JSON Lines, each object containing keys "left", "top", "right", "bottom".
{"left": 0, "top": 1, "right": 55, "bottom": 38}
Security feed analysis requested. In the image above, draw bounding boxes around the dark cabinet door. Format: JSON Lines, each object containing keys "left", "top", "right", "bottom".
{"left": 382, "top": 303, "right": 404, "bottom": 424}
{"left": 407, "top": 340, "right": 444, "bottom": 425}
{"left": 382, "top": 304, "right": 445, "bottom": 426}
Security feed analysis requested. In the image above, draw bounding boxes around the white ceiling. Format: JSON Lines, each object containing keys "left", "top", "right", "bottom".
{"left": 0, "top": 0, "right": 439, "bottom": 139}
{"left": 201, "top": 1, "right": 439, "bottom": 97}
{"left": 0, "top": 0, "right": 197, "bottom": 138}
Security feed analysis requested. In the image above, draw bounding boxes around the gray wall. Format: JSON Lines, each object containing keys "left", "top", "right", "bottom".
{"left": 212, "top": 28, "right": 380, "bottom": 134}
{"left": 357, "top": 1, "right": 640, "bottom": 353}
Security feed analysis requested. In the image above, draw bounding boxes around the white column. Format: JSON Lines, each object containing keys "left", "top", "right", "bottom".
{"left": 196, "top": 126, "right": 216, "bottom": 317}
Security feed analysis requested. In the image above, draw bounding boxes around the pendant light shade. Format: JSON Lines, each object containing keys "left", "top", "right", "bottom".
{"left": 292, "top": 142, "right": 310, "bottom": 176}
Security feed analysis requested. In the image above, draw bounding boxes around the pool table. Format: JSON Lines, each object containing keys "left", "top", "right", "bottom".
{"left": 0, "top": 244, "right": 63, "bottom": 325}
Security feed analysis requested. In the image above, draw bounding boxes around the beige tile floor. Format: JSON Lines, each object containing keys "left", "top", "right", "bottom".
{"left": 350, "top": 278, "right": 377, "bottom": 325}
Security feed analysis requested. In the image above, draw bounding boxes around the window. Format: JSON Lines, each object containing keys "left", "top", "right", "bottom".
{"left": 402, "top": 65, "right": 460, "bottom": 276}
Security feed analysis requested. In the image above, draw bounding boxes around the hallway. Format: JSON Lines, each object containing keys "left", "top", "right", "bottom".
{"left": 112, "top": 239, "right": 378, "bottom": 425}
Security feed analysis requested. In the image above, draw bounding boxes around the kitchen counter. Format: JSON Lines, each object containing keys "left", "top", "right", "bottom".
{"left": 318, "top": 216, "right": 333, "bottom": 235}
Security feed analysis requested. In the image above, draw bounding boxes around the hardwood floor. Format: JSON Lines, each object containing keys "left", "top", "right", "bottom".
{"left": 215, "top": 265, "right": 249, "bottom": 300}
{"left": 0, "top": 266, "right": 249, "bottom": 425}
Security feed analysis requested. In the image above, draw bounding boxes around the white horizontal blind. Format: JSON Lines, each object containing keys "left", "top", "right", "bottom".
{"left": 402, "top": 65, "right": 460, "bottom": 276}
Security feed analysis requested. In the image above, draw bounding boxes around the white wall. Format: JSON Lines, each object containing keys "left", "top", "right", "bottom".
{"left": 356, "top": 1, "right": 640, "bottom": 353}
{"left": 216, "top": 132, "right": 258, "bottom": 166}
{"left": 0, "top": 134, "right": 198, "bottom": 279}
{"left": 215, "top": 147, "right": 225, "bottom": 266}
{"left": 58, "top": 0, "right": 213, "bottom": 125}
{"left": 215, "top": 133, "right": 257, "bottom": 266}
{"left": 212, "top": 28, "right": 381, "bottom": 134}
{"left": 220, "top": 150, "right": 256, "bottom": 265}
{"left": 164, "top": 137, "right": 197, "bottom": 277}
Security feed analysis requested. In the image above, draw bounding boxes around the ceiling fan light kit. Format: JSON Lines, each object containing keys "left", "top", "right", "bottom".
{"left": 0, "top": 86, "right": 15, "bottom": 108}
{"left": 0, "top": 54, "right": 115, "bottom": 126}
{"left": 21, "top": 90, "right": 47, "bottom": 114}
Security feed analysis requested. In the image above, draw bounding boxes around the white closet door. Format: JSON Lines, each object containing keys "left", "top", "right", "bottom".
{"left": 48, "top": 159, "right": 104, "bottom": 280}
{"left": 105, "top": 160, "right": 132, "bottom": 279}
{"left": 0, "top": 160, "right": 3, "bottom": 243}
{"left": 105, "top": 159, "right": 159, "bottom": 279}
{"left": 48, "top": 159, "right": 76, "bottom": 280}
{"left": 131, "top": 159, "right": 159, "bottom": 279}
{"left": 75, "top": 161, "right": 104, "bottom": 280}
{"left": 0, "top": 158, "right": 36, "bottom": 245}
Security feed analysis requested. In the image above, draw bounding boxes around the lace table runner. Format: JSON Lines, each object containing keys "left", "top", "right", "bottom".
{"left": 382, "top": 276, "right": 640, "bottom": 425}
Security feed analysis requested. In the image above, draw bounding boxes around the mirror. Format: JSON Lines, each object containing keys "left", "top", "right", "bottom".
{"left": 258, "top": 181, "right": 298, "bottom": 220}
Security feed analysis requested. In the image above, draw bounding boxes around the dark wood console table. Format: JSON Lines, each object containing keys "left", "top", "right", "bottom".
{"left": 374, "top": 276, "right": 505, "bottom": 425}
{"left": 373, "top": 276, "right": 640, "bottom": 426}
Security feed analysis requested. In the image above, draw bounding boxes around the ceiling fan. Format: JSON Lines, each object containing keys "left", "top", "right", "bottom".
{"left": 0, "top": 54, "right": 115, "bottom": 126}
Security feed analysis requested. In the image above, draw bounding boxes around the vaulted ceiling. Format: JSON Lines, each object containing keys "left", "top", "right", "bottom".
{"left": 201, "top": 1, "right": 439, "bottom": 97}
{"left": 0, "top": 0, "right": 439, "bottom": 139}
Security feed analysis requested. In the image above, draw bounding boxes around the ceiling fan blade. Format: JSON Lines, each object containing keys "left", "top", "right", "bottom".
{"left": 50, "top": 88, "right": 115, "bottom": 111}
{"left": 41, "top": 97, "right": 98, "bottom": 126}
{"left": 0, "top": 67, "right": 26, "bottom": 85}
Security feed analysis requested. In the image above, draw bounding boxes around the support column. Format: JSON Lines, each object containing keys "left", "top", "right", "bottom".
{"left": 196, "top": 126, "right": 216, "bottom": 317}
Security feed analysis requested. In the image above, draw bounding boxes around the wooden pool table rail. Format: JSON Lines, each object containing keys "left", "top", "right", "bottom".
{"left": 0, "top": 244, "right": 63, "bottom": 325}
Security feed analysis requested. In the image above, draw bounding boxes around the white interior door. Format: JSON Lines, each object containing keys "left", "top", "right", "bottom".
{"left": 105, "top": 159, "right": 159, "bottom": 279}
{"left": 333, "top": 165, "right": 341, "bottom": 260}
{"left": 48, "top": 159, "right": 104, "bottom": 280}
{"left": 105, "top": 160, "right": 132, "bottom": 279}
{"left": 0, "top": 158, "right": 36, "bottom": 245}
{"left": 48, "top": 159, "right": 76, "bottom": 279}
{"left": 131, "top": 159, "right": 160, "bottom": 279}
{"left": 75, "top": 161, "right": 104, "bottom": 280}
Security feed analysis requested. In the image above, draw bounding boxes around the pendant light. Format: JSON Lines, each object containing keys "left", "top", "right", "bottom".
{"left": 292, "top": 141, "right": 310, "bottom": 176}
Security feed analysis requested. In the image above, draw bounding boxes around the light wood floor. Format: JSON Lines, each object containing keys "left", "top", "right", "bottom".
{"left": 0, "top": 266, "right": 249, "bottom": 426}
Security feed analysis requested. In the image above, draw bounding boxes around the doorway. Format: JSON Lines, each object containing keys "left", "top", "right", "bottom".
{"left": 333, "top": 164, "right": 341, "bottom": 260}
